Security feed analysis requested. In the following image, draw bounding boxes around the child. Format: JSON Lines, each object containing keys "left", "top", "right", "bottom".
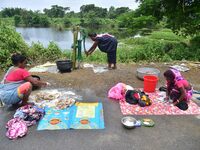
{"left": 163, "top": 69, "right": 193, "bottom": 110}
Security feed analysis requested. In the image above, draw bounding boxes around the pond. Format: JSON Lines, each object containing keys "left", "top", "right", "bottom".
{"left": 16, "top": 27, "right": 93, "bottom": 51}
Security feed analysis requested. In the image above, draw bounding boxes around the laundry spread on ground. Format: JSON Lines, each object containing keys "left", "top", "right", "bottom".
{"left": 83, "top": 63, "right": 108, "bottom": 73}
{"left": 6, "top": 104, "right": 44, "bottom": 140}
{"left": 29, "top": 62, "right": 58, "bottom": 73}
{"left": 119, "top": 90, "right": 200, "bottom": 115}
{"left": 29, "top": 89, "right": 80, "bottom": 109}
{"left": 37, "top": 102, "right": 104, "bottom": 130}
{"left": 170, "top": 65, "right": 190, "bottom": 72}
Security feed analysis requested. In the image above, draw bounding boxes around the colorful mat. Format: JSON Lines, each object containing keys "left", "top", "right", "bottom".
{"left": 120, "top": 91, "right": 200, "bottom": 115}
{"left": 37, "top": 102, "right": 104, "bottom": 130}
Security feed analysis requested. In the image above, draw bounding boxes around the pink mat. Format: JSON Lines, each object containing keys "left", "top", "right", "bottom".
{"left": 120, "top": 91, "right": 200, "bottom": 115}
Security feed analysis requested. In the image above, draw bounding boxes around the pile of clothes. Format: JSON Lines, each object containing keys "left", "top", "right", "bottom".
{"left": 108, "top": 83, "right": 152, "bottom": 107}
{"left": 6, "top": 104, "right": 44, "bottom": 140}
{"left": 125, "top": 90, "right": 152, "bottom": 107}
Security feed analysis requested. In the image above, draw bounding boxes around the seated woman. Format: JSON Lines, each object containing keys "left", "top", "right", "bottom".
{"left": 164, "top": 69, "right": 193, "bottom": 110}
{"left": 0, "top": 53, "right": 48, "bottom": 106}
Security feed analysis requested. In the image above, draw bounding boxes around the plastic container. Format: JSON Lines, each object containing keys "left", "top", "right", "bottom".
{"left": 143, "top": 75, "right": 158, "bottom": 93}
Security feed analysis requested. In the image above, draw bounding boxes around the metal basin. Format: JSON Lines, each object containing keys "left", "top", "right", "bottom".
{"left": 136, "top": 67, "right": 160, "bottom": 80}
{"left": 121, "top": 116, "right": 137, "bottom": 129}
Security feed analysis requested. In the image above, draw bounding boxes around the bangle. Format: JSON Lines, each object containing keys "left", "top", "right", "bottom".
{"left": 177, "top": 100, "right": 180, "bottom": 103}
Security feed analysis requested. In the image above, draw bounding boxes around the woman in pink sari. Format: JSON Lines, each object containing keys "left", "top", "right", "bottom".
{"left": 164, "top": 69, "right": 193, "bottom": 110}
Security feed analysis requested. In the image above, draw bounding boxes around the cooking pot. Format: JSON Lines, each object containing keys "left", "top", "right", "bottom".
{"left": 56, "top": 60, "right": 72, "bottom": 73}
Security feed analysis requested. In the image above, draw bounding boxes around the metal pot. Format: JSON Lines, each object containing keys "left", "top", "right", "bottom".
{"left": 56, "top": 60, "right": 72, "bottom": 73}
{"left": 31, "top": 75, "right": 40, "bottom": 91}
{"left": 121, "top": 116, "right": 137, "bottom": 129}
{"left": 136, "top": 67, "right": 160, "bottom": 80}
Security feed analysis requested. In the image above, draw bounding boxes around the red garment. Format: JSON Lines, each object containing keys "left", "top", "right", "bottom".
{"left": 6, "top": 68, "right": 30, "bottom": 82}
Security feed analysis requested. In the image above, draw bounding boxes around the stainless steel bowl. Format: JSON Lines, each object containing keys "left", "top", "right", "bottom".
{"left": 121, "top": 116, "right": 137, "bottom": 129}
{"left": 136, "top": 67, "right": 160, "bottom": 80}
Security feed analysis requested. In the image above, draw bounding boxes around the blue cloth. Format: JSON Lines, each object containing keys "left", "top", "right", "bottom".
{"left": 14, "top": 110, "right": 27, "bottom": 119}
{"left": 96, "top": 35, "right": 118, "bottom": 53}
{"left": 0, "top": 81, "right": 24, "bottom": 105}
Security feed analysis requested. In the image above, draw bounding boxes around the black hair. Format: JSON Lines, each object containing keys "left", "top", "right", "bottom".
{"left": 11, "top": 53, "right": 26, "bottom": 66}
{"left": 163, "top": 69, "right": 175, "bottom": 81}
{"left": 88, "top": 33, "right": 97, "bottom": 37}
{"left": 163, "top": 69, "right": 175, "bottom": 92}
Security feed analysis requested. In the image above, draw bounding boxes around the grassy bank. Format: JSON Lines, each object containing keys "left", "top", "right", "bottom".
{"left": 83, "top": 29, "right": 199, "bottom": 63}
{"left": 1, "top": 19, "right": 199, "bottom": 70}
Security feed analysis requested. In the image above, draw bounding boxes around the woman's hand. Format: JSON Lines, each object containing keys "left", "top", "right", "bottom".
{"left": 84, "top": 51, "right": 89, "bottom": 57}
{"left": 45, "top": 82, "right": 51, "bottom": 86}
{"left": 173, "top": 100, "right": 180, "bottom": 106}
{"left": 42, "top": 82, "right": 51, "bottom": 87}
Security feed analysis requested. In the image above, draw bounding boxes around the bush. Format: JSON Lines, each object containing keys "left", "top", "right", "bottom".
{"left": 0, "top": 21, "right": 28, "bottom": 69}
{"left": 28, "top": 42, "right": 62, "bottom": 64}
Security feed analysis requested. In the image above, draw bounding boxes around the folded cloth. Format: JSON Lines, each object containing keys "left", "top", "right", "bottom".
{"left": 6, "top": 118, "right": 28, "bottom": 140}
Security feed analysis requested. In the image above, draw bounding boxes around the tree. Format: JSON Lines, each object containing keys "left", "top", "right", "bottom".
{"left": 115, "top": 7, "right": 130, "bottom": 16}
{"left": 108, "top": 6, "right": 116, "bottom": 19}
{"left": 14, "top": 15, "right": 21, "bottom": 26}
{"left": 118, "top": 12, "right": 156, "bottom": 33}
{"left": 80, "top": 4, "right": 107, "bottom": 18}
{"left": 43, "top": 5, "right": 70, "bottom": 18}
{"left": 136, "top": 0, "right": 200, "bottom": 36}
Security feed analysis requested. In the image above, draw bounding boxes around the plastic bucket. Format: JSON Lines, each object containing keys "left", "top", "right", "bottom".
{"left": 143, "top": 75, "right": 158, "bottom": 93}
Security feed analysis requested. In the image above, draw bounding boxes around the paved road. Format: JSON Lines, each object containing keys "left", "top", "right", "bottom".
{"left": 0, "top": 88, "right": 200, "bottom": 150}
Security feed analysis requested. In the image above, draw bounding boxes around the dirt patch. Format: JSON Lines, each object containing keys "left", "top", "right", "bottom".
{"left": 25, "top": 63, "right": 200, "bottom": 98}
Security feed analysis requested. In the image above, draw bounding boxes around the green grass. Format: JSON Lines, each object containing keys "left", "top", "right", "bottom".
{"left": 148, "top": 29, "right": 184, "bottom": 42}
{"left": 80, "top": 29, "right": 195, "bottom": 63}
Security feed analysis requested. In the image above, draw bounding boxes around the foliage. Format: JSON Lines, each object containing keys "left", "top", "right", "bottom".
{"left": 44, "top": 5, "right": 70, "bottom": 18}
{"left": 0, "top": 21, "right": 28, "bottom": 69}
{"left": 80, "top": 4, "right": 107, "bottom": 18}
{"left": 28, "top": 42, "right": 62, "bottom": 64}
{"left": 108, "top": 6, "right": 130, "bottom": 19}
{"left": 14, "top": 15, "right": 21, "bottom": 26}
{"left": 136, "top": 0, "right": 200, "bottom": 36}
{"left": 84, "top": 29, "right": 199, "bottom": 63}
{"left": 118, "top": 12, "right": 156, "bottom": 34}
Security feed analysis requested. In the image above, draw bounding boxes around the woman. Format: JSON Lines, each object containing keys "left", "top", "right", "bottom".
{"left": 86, "top": 33, "right": 118, "bottom": 69}
{"left": 164, "top": 69, "right": 193, "bottom": 110}
{"left": 0, "top": 53, "right": 49, "bottom": 106}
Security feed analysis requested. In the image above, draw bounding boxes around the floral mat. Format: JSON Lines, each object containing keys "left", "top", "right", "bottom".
{"left": 120, "top": 90, "right": 200, "bottom": 115}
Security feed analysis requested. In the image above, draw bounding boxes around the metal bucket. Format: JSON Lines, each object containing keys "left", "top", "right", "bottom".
{"left": 136, "top": 67, "right": 160, "bottom": 80}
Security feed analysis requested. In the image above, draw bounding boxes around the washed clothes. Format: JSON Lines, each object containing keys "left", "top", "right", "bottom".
{"left": 14, "top": 104, "right": 45, "bottom": 126}
{"left": 6, "top": 105, "right": 44, "bottom": 140}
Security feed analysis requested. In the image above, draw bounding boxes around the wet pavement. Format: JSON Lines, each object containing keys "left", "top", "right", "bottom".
{"left": 1, "top": 88, "right": 200, "bottom": 150}
{"left": 0, "top": 63, "right": 200, "bottom": 150}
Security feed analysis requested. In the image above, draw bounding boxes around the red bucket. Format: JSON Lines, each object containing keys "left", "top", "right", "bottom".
{"left": 143, "top": 75, "right": 158, "bottom": 93}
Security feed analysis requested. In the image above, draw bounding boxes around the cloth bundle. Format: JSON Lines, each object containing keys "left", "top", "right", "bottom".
{"left": 6, "top": 104, "right": 44, "bottom": 140}
{"left": 125, "top": 90, "right": 152, "bottom": 107}
{"left": 108, "top": 83, "right": 133, "bottom": 101}
{"left": 13, "top": 104, "right": 44, "bottom": 126}
{"left": 6, "top": 118, "right": 28, "bottom": 140}
{"left": 108, "top": 83, "right": 151, "bottom": 107}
